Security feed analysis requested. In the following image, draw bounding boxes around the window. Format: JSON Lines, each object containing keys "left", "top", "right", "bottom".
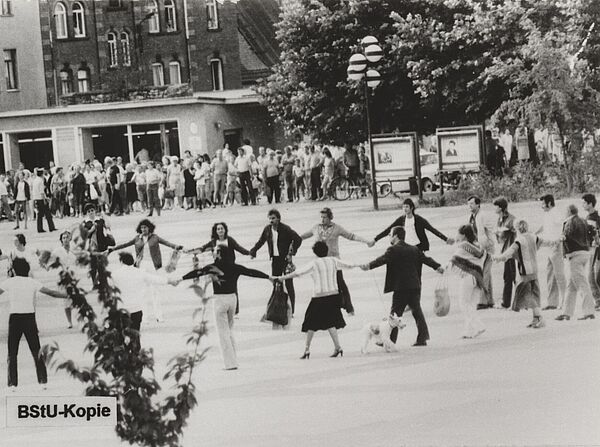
{"left": 4, "top": 49, "right": 18, "bottom": 90}
{"left": 210, "top": 58, "right": 223, "bottom": 91}
{"left": 120, "top": 32, "right": 131, "bottom": 66}
{"left": 151, "top": 63, "right": 164, "bottom": 86}
{"left": 107, "top": 32, "right": 118, "bottom": 67}
{"left": 0, "top": 0, "right": 12, "bottom": 16}
{"left": 148, "top": 0, "right": 159, "bottom": 33}
{"left": 169, "top": 61, "right": 181, "bottom": 85}
{"left": 206, "top": 0, "right": 218, "bottom": 29}
{"left": 164, "top": 0, "right": 177, "bottom": 32}
{"left": 54, "top": 2, "right": 67, "bottom": 38}
{"left": 77, "top": 68, "right": 90, "bottom": 92}
{"left": 59, "top": 68, "right": 73, "bottom": 95}
{"left": 72, "top": 2, "right": 86, "bottom": 37}
{"left": 108, "top": 0, "right": 122, "bottom": 7}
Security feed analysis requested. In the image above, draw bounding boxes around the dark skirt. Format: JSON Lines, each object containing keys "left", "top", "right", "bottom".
{"left": 184, "top": 169, "right": 196, "bottom": 198}
{"left": 513, "top": 279, "right": 541, "bottom": 311}
{"left": 301, "top": 294, "right": 346, "bottom": 332}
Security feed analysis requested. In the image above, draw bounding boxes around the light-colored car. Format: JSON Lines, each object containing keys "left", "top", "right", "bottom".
{"left": 419, "top": 150, "right": 439, "bottom": 192}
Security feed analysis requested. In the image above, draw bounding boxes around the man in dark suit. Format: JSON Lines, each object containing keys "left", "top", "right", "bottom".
{"left": 371, "top": 198, "right": 453, "bottom": 252}
{"left": 361, "top": 226, "right": 444, "bottom": 346}
{"left": 250, "top": 209, "right": 302, "bottom": 313}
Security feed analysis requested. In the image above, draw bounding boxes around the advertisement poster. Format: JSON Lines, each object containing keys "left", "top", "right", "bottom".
{"left": 437, "top": 126, "right": 483, "bottom": 171}
{"left": 372, "top": 134, "right": 417, "bottom": 181}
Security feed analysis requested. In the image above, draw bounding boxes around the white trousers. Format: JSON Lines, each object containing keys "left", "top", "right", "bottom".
{"left": 139, "top": 260, "right": 164, "bottom": 321}
{"left": 213, "top": 293, "right": 238, "bottom": 369}
{"left": 457, "top": 275, "right": 485, "bottom": 338}
{"left": 564, "top": 252, "right": 596, "bottom": 317}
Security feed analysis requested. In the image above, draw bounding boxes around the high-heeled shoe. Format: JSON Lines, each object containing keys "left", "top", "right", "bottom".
{"left": 300, "top": 351, "right": 310, "bottom": 359}
{"left": 330, "top": 348, "right": 343, "bottom": 358}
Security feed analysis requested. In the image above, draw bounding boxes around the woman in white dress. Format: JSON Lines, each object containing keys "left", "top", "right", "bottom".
{"left": 446, "top": 224, "right": 487, "bottom": 339}
{"left": 167, "top": 156, "right": 184, "bottom": 209}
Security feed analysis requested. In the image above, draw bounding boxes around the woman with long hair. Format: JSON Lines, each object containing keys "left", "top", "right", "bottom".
{"left": 109, "top": 219, "right": 183, "bottom": 322}
{"left": 186, "top": 222, "right": 250, "bottom": 314}
{"left": 318, "top": 148, "right": 335, "bottom": 201}
{"left": 447, "top": 224, "right": 487, "bottom": 339}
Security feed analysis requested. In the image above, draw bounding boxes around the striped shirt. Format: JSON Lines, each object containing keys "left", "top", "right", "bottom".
{"left": 290, "top": 257, "right": 354, "bottom": 298}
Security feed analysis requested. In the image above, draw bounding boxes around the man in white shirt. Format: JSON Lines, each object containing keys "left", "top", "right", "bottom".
{"left": 235, "top": 144, "right": 256, "bottom": 205}
{"left": 0, "top": 257, "right": 67, "bottom": 389}
{"left": 467, "top": 195, "right": 496, "bottom": 309}
{"left": 536, "top": 194, "right": 566, "bottom": 309}
{"left": 32, "top": 168, "right": 56, "bottom": 233}
{"left": 145, "top": 162, "right": 162, "bottom": 217}
{"left": 111, "top": 252, "right": 179, "bottom": 333}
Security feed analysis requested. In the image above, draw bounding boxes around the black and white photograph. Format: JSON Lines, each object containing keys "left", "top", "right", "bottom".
{"left": 0, "top": 0, "right": 599, "bottom": 446}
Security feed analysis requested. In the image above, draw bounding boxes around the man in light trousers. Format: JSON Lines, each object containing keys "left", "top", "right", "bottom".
{"left": 536, "top": 194, "right": 566, "bottom": 310}
{"left": 556, "top": 204, "right": 596, "bottom": 321}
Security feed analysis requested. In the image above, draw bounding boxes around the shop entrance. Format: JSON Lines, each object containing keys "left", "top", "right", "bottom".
{"left": 18, "top": 131, "right": 53, "bottom": 170}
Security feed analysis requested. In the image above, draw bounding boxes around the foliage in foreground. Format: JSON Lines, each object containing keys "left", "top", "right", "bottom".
{"left": 40, "top": 254, "right": 209, "bottom": 447}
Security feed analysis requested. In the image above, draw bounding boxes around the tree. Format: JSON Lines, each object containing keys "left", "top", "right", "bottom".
{"left": 256, "top": 0, "right": 428, "bottom": 145}
{"left": 41, "top": 253, "right": 210, "bottom": 447}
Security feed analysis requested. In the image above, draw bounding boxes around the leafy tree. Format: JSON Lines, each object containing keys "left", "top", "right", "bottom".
{"left": 41, "top": 253, "right": 209, "bottom": 447}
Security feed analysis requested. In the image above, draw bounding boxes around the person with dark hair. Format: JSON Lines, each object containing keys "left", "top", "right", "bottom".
{"left": 0, "top": 257, "right": 68, "bottom": 390}
{"left": 181, "top": 245, "right": 271, "bottom": 370}
{"left": 360, "top": 226, "right": 444, "bottom": 346}
{"left": 582, "top": 193, "right": 600, "bottom": 310}
{"left": 535, "top": 194, "right": 565, "bottom": 310}
{"left": 319, "top": 148, "right": 335, "bottom": 201}
{"left": 281, "top": 146, "right": 297, "bottom": 203}
{"left": 251, "top": 209, "right": 302, "bottom": 314}
{"left": 493, "top": 197, "right": 516, "bottom": 309}
{"left": 262, "top": 150, "right": 282, "bottom": 204}
{"left": 485, "top": 130, "right": 505, "bottom": 176}
{"left": 372, "top": 198, "right": 453, "bottom": 251}
{"left": 49, "top": 230, "right": 80, "bottom": 328}
{"left": 109, "top": 219, "right": 183, "bottom": 322}
{"left": 145, "top": 161, "right": 163, "bottom": 217}
{"left": 185, "top": 222, "right": 251, "bottom": 314}
{"left": 467, "top": 195, "right": 496, "bottom": 309}
{"left": 447, "top": 224, "right": 487, "bottom": 338}
{"left": 112, "top": 251, "right": 180, "bottom": 333}
{"left": 308, "top": 146, "right": 323, "bottom": 200}
{"left": 13, "top": 171, "right": 30, "bottom": 230}
{"left": 277, "top": 241, "right": 357, "bottom": 359}
{"left": 32, "top": 168, "right": 56, "bottom": 233}
{"left": 0, "top": 233, "right": 39, "bottom": 278}
{"left": 556, "top": 205, "right": 596, "bottom": 321}
{"left": 301, "top": 207, "right": 371, "bottom": 315}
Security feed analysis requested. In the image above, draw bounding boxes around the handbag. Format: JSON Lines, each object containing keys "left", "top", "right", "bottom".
{"left": 164, "top": 249, "right": 181, "bottom": 273}
{"left": 265, "top": 281, "right": 289, "bottom": 326}
{"left": 433, "top": 275, "right": 451, "bottom": 317}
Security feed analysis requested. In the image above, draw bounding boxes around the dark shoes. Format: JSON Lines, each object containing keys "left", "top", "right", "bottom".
{"left": 578, "top": 314, "right": 595, "bottom": 321}
{"left": 330, "top": 348, "right": 343, "bottom": 358}
{"left": 477, "top": 304, "right": 493, "bottom": 310}
{"left": 555, "top": 314, "right": 570, "bottom": 321}
{"left": 542, "top": 306, "right": 557, "bottom": 311}
{"left": 412, "top": 341, "right": 427, "bottom": 347}
{"left": 300, "top": 351, "right": 310, "bottom": 360}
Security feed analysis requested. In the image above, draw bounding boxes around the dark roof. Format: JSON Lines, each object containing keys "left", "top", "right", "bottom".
{"left": 237, "top": 0, "right": 281, "bottom": 68}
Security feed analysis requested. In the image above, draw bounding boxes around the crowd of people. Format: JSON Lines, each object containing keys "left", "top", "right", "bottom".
{"left": 1, "top": 187, "right": 599, "bottom": 386}
{"left": 0, "top": 140, "right": 372, "bottom": 233}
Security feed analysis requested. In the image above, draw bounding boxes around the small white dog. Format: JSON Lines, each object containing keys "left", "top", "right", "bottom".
{"left": 361, "top": 313, "right": 406, "bottom": 354}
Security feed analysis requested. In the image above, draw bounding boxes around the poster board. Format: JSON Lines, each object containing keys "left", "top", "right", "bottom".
{"left": 371, "top": 132, "right": 419, "bottom": 182}
{"left": 437, "top": 126, "right": 484, "bottom": 172}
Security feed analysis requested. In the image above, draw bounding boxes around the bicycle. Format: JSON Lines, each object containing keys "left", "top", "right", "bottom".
{"left": 330, "top": 175, "right": 392, "bottom": 201}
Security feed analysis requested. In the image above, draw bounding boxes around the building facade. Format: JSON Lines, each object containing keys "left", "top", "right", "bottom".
{"left": 0, "top": 0, "right": 48, "bottom": 112}
{"left": 0, "top": 0, "right": 285, "bottom": 171}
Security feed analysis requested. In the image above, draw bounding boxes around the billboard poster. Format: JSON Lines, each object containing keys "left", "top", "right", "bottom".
{"left": 372, "top": 133, "right": 418, "bottom": 182}
{"left": 437, "top": 126, "right": 483, "bottom": 171}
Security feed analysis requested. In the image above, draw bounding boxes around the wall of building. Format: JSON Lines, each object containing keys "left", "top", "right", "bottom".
{"left": 0, "top": 99, "right": 283, "bottom": 168}
{"left": 0, "top": 0, "right": 47, "bottom": 112}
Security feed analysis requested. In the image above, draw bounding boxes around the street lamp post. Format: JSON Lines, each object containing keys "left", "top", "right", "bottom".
{"left": 347, "top": 36, "right": 383, "bottom": 210}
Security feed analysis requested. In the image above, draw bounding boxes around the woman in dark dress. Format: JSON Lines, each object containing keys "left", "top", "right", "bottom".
{"left": 183, "top": 160, "right": 196, "bottom": 210}
{"left": 125, "top": 164, "right": 137, "bottom": 214}
{"left": 185, "top": 222, "right": 250, "bottom": 314}
{"left": 71, "top": 166, "right": 86, "bottom": 218}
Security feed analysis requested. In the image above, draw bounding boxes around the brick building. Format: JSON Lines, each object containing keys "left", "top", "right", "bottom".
{"left": 0, "top": 0, "right": 286, "bottom": 170}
